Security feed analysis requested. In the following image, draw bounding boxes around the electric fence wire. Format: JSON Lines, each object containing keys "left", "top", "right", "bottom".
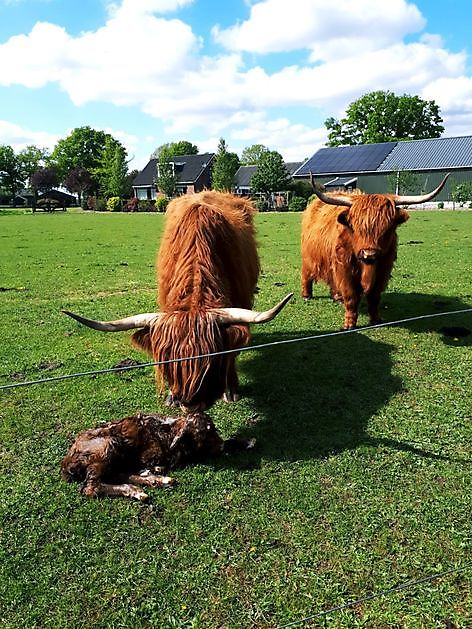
{"left": 1, "top": 307, "right": 471, "bottom": 392}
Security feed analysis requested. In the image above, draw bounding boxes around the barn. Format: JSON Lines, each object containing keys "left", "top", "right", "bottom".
{"left": 293, "top": 135, "right": 472, "bottom": 202}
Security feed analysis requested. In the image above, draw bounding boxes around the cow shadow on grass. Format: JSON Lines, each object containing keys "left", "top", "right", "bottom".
{"left": 378, "top": 291, "right": 472, "bottom": 347}
{"left": 212, "top": 290, "right": 471, "bottom": 468}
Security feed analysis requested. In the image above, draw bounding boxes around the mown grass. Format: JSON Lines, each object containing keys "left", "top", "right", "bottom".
{"left": 0, "top": 208, "right": 471, "bottom": 628}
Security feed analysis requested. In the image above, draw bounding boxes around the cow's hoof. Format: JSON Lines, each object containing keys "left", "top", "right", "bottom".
{"left": 223, "top": 390, "right": 240, "bottom": 403}
{"left": 165, "top": 393, "right": 180, "bottom": 407}
{"left": 303, "top": 296, "right": 313, "bottom": 301}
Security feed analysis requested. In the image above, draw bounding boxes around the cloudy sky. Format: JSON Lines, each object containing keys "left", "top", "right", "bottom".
{"left": 1, "top": 0, "right": 472, "bottom": 170}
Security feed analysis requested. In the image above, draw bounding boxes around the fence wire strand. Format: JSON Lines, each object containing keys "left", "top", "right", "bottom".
{"left": 1, "top": 307, "right": 471, "bottom": 392}
{"left": 277, "top": 562, "right": 472, "bottom": 628}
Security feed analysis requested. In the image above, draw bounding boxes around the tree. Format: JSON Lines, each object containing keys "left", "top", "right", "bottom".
{"left": 18, "top": 145, "right": 49, "bottom": 190}
{"left": 31, "top": 166, "right": 59, "bottom": 193}
{"left": 386, "top": 169, "right": 420, "bottom": 195}
{"left": 0, "top": 145, "right": 25, "bottom": 198}
{"left": 64, "top": 167, "right": 93, "bottom": 204}
{"left": 325, "top": 91, "right": 444, "bottom": 146}
{"left": 451, "top": 182, "right": 472, "bottom": 207}
{"left": 152, "top": 140, "right": 198, "bottom": 158}
{"left": 98, "top": 137, "right": 129, "bottom": 199}
{"left": 211, "top": 138, "right": 240, "bottom": 192}
{"left": 250, "top": 151, "right": 290, "bottom": 195}
{"left": 240, "top": 144, "right": 270, "bottom": 165}
{"left": 156, "top": 144, "right": 177, "bottom": 197}
{"left": 50, "top": 126, "right": 126, "bottom": 194}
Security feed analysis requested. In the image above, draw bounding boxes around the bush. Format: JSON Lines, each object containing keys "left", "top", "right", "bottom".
{"left": 106, "top": 197, "right": 122, "bottom": 212}
{"left": 155, "top": 196, "right": 169, "bottom": 212}
{"left": 288, "top": 196, "right": 307, "bottom": 212}
{"left": 252, "top": 197, "right": 269, "bottom": 212}
{"left": 437, "top": 201, "right": 444, "bottom": 209}
{"left": 137, "top": 200, "right": 156, "bottom": 212}
{"left": 126, "top": 197, "right": 139, "bottom": 212}
{"left": 95, "top": 198, "right": 107, "bottom": 212}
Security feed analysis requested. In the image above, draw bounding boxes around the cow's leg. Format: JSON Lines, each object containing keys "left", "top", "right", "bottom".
{"left": 342, "top": 291, "right": 360, "bottom": 329}
{"left": 366, "top": 290, "right": 382, "bottom": 325}
{"left": 223, "top": 356, "right": 240, "bottom": 403}
{"left": 301, "top": 265, "right": 314, "bottom": 300}
{"left": 120, "top": 470, "right": 175, "bottom": 488}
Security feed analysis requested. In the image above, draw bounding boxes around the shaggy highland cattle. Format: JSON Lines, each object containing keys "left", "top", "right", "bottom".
{"left": 61, "top": 411, "right": 254, "bottom": 501}
{"left": 64, "top": 191, "right": 292, "bottom": 411}
{"left": 301, "top": 174, "right": 449, "bottom": 329}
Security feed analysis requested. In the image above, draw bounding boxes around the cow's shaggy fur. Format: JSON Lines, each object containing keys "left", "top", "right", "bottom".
{"left": 61, "top": 411, "right": 253, "bottom": 501}
{"left": 132, "top": 191, "right": 260, "bottom": 410}
{"left": 301, "top": 191, "right": 409, "bottom": 329}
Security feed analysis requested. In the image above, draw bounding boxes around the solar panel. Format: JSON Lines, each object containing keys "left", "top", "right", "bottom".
{"left": 297, "top": 142, "right": 397, "bottom": 175}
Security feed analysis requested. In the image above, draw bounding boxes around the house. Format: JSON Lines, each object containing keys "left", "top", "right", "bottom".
{"left": 293, "top": 135, "right": 472, "bottom": 200}
{"left": 132, "top": 153, "right": 215, "bottom": 199}
{"left": 234, "top": 161, "right": 302, "bottom": 196}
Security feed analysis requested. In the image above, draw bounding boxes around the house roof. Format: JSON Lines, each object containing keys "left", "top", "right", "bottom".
{"left": 296, "top": 142, "right": 396, "bottom": 176}
{"left": 295, "top": 135, "right": 472, "bottom": 177}
{"left": 133, "top": 153, "right": 215, "bottom": 187}
{"left": 235, "top": 162, "right": 302, "bottom": 188}
{"left": 234, "top": 165, "right": 257, "bottom": 188}
{"left": 378, "top": 135, "right": 472, "bottom": 171}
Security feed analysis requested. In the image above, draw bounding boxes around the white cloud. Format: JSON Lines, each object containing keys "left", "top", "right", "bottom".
{"left": 1, "top": 0, "right": 472, "bottom": 162}
{"left": 213, "top": 0, "right": 425, "bottom": 61}
{"left": 0, "top": 119, "right": 59, "bottom": 151}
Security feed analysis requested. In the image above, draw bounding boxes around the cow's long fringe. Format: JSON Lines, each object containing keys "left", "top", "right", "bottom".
{"left": 149, "top": 310, "right": 224, "bottom": 401}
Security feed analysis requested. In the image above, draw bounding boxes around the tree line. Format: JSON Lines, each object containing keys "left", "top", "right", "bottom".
{"left": 0, "top": 91, "right": 450, "bottom": 211}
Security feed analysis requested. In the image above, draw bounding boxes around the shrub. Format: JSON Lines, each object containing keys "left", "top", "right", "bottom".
{"left": 155, "top": 196, "right": 169, "bottom": 212}
{"left": 137, "top": 200, "right": 156, "bottom": 212}
{"left": 252, "top": 197, "right": 269, "bottom": 212}
{"left": 437, "top": 201, "right": 444, "bottom": 209}
{"left": 95, "top": 197, "right": 107, "bottom": 212}
{"left": 126, "top": 197, "right": 139, "bottom": 212}
{"left": 288, "top": 196, "right": 307, "bottom": 212}
{"left": 106, "top": 197, "right": 122, "bottom": 212}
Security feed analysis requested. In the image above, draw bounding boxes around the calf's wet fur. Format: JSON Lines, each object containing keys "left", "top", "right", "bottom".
{"left": 61, "top": 411, "right": 254, "bottom": 501}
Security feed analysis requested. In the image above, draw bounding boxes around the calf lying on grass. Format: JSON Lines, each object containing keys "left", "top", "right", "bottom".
{"left": 61, "top": 411, "right": 254, "bottom": 501}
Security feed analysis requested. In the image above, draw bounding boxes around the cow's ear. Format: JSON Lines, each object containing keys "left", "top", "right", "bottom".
{"left": 396, "top": 208, "right": 410, "bottom": 225}
{"left": 337, "top": 210, "right": 352, "bottom": 229}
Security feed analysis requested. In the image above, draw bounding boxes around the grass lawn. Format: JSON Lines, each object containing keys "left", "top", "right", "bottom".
{"left": 0, "top": 208, "right": 471, "bottom": 628}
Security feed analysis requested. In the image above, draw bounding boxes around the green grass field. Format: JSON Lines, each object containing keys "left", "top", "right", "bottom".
{"left": 0, "top": 209, "right": 471, "bottom": 628}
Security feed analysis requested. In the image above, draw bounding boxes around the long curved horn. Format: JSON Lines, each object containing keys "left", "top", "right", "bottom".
{"left": 394, "top": 173, "right": 449, "bottom": 206}
{"left": 62, "top": 310, "right": 160, "bottom": 331}
{"left": 214, "top": 293, "right": 293, "bottom": 325}
{"left": 309, "top": 172, "right": 352, "bottom": 207}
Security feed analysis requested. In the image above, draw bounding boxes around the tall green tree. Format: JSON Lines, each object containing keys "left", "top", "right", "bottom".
{"left": 156, "top": 144, "right": 178, "bottom": 197}
{"left": 99, "top": 137, "right": 129, "bottom": 199}
{"left": 50, "top": 126, "right": 125, "bottom": 194}
{"left": 250, "top": 151, "right": 290, "bottom": 195}
{"left": 0, "top": 145, "right": 24, "bottom": 198}
{"left": 152, "top": 140, "right": 198, "bottom": 158}
{"left": 211, "top": 138, "right": 239, "bottom": 192}
{"left": 18, "top": 145, "right": 49, "bottom": 189}
{"left": 325, "top": 91, "right": 444, "bottom": 146}
{"left": 240, "top": 144, "right": 270, "bottom": 165}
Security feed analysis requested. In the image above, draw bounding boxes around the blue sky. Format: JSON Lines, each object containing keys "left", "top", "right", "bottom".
{"left": 1, "top": 0, "right": 472, "bottom": 171}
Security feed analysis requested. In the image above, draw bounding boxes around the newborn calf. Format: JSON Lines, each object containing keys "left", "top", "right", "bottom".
{"left": 61, "top": 411, "right": 253, "bottom": 501}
